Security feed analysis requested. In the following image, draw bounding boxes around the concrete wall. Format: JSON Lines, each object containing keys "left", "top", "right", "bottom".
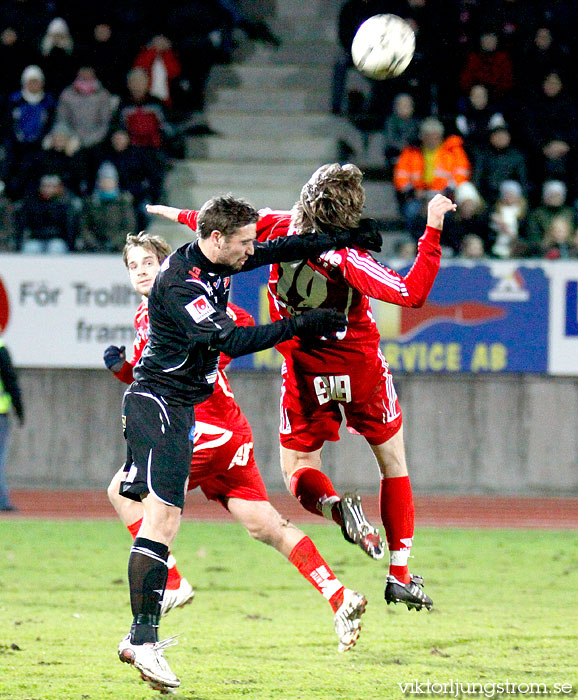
{"left": 6, "top": 369, "right": 578, "bottom": 496}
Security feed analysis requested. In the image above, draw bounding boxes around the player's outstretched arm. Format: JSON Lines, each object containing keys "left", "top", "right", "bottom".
{"left": 146, "top": 204, "right": 182, "bottom": 222}
{"left": 214, "top": 309, "right": 347, "bottom": 358}
{"left": 426, "top": 194, "right": 456, "bottom": 230}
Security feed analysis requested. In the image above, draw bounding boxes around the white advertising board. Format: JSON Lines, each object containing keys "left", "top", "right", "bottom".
{"left": 0, "top": 254, "right": 140, "bottom": 368}
{"left": 547, "top": 260, "right": 578, "bottom": 375}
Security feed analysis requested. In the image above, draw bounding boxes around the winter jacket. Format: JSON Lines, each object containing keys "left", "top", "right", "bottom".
{"left": 7, "top": 91, "right": 55, "bottom": 144}
{"left": 55, "top": 81, "right": 114, "bottom": 148}
{"left": 393, "top": 135, "right": 471, "bottom": 194}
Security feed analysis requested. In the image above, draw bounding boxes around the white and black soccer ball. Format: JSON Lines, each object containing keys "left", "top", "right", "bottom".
{"left": 351, "top": 14, "right": 415, "bottom": 80}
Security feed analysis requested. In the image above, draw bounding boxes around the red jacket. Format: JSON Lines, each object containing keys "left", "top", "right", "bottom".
{"left": 133, "top": 48, "right": 181, "bottom": 107}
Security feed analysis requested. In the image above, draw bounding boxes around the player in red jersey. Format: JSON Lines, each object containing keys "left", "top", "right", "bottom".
{"left": 104, "top": 231, "right": 368, "bottom": 661}
{"left": 147, "top": 165, "right": 456, "bottom": 613}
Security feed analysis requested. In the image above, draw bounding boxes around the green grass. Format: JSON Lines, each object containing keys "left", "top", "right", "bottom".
{"left": 0, "top": 521, "right": 577, "bottom": 700}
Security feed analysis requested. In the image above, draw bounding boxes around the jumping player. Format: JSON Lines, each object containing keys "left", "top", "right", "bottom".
{"left": 111, "top": 201, "right": 381, "bottom": 692}
{"left": 147, "top": 167, "right": 456, "bottom": 617}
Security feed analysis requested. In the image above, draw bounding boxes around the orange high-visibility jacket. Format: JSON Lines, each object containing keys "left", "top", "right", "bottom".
{"left": 393, "top": 135, "right": 471, "bottom": 193}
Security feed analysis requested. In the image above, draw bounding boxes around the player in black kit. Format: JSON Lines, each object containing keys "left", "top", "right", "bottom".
{"left": 116, "top": 194, "right": 382, "bottom": 692}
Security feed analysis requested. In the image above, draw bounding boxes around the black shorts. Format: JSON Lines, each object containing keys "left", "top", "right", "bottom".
{"left": 121, "top": 382, "right": 194, "bottom": 509}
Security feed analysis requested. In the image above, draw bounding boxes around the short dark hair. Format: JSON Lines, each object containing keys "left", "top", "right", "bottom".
{"left": 122, "top": 231, "right": 172, "bottom": 267}
{"left": 196, "top": 194, "right": 259, "bottom": 239}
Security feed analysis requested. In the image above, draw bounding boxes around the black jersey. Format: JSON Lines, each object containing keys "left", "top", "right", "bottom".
{"left": 134, "top": 230, "right": 352, "bottom": 406}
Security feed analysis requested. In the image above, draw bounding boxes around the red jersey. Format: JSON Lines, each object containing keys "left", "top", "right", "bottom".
{"left": 113, "top": 298, "right": 252, "bottom": 434}
{"left": 177, "top": 208, "right": 442, "bottom": 372}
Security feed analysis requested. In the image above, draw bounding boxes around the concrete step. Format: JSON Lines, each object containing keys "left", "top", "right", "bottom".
{"left": 166, "top": 183, "right": 301, "bottom": 211}
{"left": 184, "top": 134, "right": 337, "bottom": 162}
{"left": 204, "top": 110, "right": 341, "bottom": 137}
{"left": 208, "top": 63, "right": 333, "bottom": 91}
{"left": 274, "top": 0, "right": 339, "bottom": 20}
{"left": 207, "top": 86, "right": 328, "bottom": 112}
{"left": 242, "top": 41, "right": 337, "bottom": 66}
{"left": 147, "top": 220, "right": 192, "bottom": 251}
{"left": 362, "top": 181, "right": 400, "bottom": 221}
{"left": 169, "top": 160, "right": 321, "bottom": 188}
{"left": 269, "top": 17, "right": 337, "bottom": 42}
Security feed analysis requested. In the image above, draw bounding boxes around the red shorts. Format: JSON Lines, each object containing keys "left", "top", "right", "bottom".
{"left": 279, "top": 349, "right": 402, "bottom": 452}
{"left": 188, "top": 421, "right": 267, "bottom": 507}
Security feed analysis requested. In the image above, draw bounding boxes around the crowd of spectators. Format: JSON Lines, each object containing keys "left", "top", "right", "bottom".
{"left": 0, "top": 0, "right": 279, "bottom": 253}
{"left": 335, "top": 0, "right": 578, "bottom": 260}
{"left": 2, "top": 0, "right": 577, "bottom": 260}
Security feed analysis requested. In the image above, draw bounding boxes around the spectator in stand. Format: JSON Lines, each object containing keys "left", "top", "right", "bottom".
{"left": 104, "top": 129, "right": 164, "bottom": 230}
{"left": 0, "top": 0, "right": 53, "bottom": 51}
{"left": 472, "top": 124, "right": 528, "bottom": 206}
{"left": 459, "top": 232, "right": 486, "bottom": 258}
{"left": 217, "top": 0, "right": 280, "bottom": 52}
{"left": 385, "top": 1, "right": 442, "bottom": 116}
{"left": 78, "top": 161, "right": 136, "bottom": 252}
{"left": 443, "top": 180, "right": 490, "bottom": 254}
{"left": 15, "top": 174, "right": 81, "bottom": 253}
{"left": 78, "top": 22, "right": 131, "bottom": 97}
{"left": 454, "top": 84, "right": 506, "bottom": 162}
{"left": 525, "top": 180, "right": 575, "bottom": 256}
{"left": 8, "top": 122, "right": 83, "bottom": 200}
{"left": 133, "top": 34, "right": 181, "bottom": 112}
{"left": 541, "top": 215, "right": 578, "bottom": 259}
{"left": 163, "top": 0, "right": 236, "bottom": 114}
{"left": 521, "top": 71, "right": 578, "bottom": 188}
{"left": 0, "top": 27, "right": 30, "bottom": 100}
{"left": 116, "top": 67, "right": 168, "bottom": 151}
{"left": 39, "top": 17, "right": 79, "bottom": 99}
{"left": 454, "top": 0, "right": 485, "bottom": 57}
{"left": 331, "top": 0, "right": 394, "bottom": 116}
{"left": 386, "top": 234, "right": 417, "bottom": 270}
{"left": 393, "top": 116, "right": 470, "bottom": 235}
{"left": 55, "top": 66, "right": 116, "bottom": 191}
{"left": 459, "top": 30, "right": 514, "bottom": 103}
{"left": 539, "top": 1, "right": 578, "bottom": 71}
{"left": 3, "top": 65, "right": 55, "bottom": 200}
{"left": 519, "top": 25, "right": 570, "bottom": 99}
{"left": 489, "top": 179, "right": 527, "bottom": 258}
{"left": 383, "top": 93, "right": 420, "bottom": 175}
{"left": 161, "top": 0, "right": 279, "bottom": 116}
{"left": 488, "top": 0, "right": 536, "bottom": 59}
{"left": 0, "top": 336, "right": 24, "bottom": 512}
{"left": 0, "top": 187, "right": 18, "bottom": 251}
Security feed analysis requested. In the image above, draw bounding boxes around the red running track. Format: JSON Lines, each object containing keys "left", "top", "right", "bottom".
{"left": 2, "top": 490, "right": 577, "bottom": 529}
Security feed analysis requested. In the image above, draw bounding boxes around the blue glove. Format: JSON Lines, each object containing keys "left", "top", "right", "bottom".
{"left": 103, "top": 345, "right": 126, "bottom": 372}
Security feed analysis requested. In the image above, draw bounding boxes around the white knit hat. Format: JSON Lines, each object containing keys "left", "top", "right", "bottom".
{"left": 21, "top": 65, "right": 44, "bottom": 85}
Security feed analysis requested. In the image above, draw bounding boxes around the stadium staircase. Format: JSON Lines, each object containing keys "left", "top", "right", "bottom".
{"left": 150, "top": 0, "right": 400, "bottom": 251}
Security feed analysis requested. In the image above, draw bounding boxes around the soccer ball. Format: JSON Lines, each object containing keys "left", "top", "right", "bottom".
{"left": 351, "top": 14, "right": 415, "bottom": 80}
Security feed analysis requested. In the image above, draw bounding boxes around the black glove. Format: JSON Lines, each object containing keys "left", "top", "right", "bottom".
{"left": 349, "top": 218, "right": 383, "bottom": 252}
{"left": 291, "top": 309, "right": 347, "bottom": 339}
{"left": 316, "top": 219, "right": 383, "bottom": 253}
{"left": 103, "top": 345, "right": 126, "bottom": 372}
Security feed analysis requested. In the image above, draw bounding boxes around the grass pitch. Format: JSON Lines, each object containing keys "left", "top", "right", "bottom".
{"left": 0, "top": 520, "right": 577, "bottom": 700}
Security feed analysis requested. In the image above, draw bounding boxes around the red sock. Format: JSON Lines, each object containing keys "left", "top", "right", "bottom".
{"left": 165, "top": 554, "right": 183, "bottom": 590}
{"left": 288, "top": 536, "right": 345, "bottom": 612}
{"left": 289, "top": 467, "right": 343, "bottom": 525}
{"left": 380, "top": 476, "right": 414, "bottom": 583}
{"left": 127, "top": 518, "right": 182, "bottom": 589}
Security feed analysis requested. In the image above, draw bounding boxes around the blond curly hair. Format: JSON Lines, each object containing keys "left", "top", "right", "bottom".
{"left": 292, "top": 163, "right": 366, "bottom": 234}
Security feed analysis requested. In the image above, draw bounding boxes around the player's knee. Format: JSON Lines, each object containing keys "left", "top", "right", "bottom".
{"left": 245, "top": 518, "right": 273, "bottom": 544}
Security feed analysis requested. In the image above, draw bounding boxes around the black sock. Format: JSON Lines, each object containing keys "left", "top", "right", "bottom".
{"left": 128, "top": 537, "right": 169, "bottom": 645}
